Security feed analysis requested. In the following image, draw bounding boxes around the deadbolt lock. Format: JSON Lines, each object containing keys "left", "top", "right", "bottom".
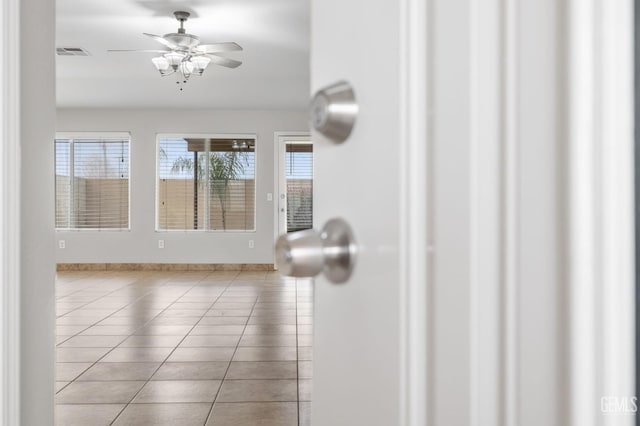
{"left": 310, "top": 81, "right": 358, "bottom": 143}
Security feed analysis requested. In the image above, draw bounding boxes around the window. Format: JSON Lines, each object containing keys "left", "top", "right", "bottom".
{"left": 55, "top": 134, "right": 130, "bottom": 230}
{"left": 157, "top": 135, "right": 256, "bottom": 231}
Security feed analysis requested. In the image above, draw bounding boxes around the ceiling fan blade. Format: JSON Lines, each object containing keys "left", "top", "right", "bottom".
{"left": 143, "top": 33, "right": 178, "bottom": 49}
{"left": 197, "top": 42, "right": 243, "bottom": 53}
{"left": 206, "top": 54, "right": 242, "bottom": 68}
{"left": 108, "top": 49, "right": 170, "bottom": 53}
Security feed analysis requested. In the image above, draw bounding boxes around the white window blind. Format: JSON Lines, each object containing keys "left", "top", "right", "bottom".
{"left": 285, "top": 143, "right": 313, "bottom": 232}
{"left": 55, "top": 135, "right": 130, "bottom": 230}
{"left": 157, "top": 136, "right": 256, "bottom": 231}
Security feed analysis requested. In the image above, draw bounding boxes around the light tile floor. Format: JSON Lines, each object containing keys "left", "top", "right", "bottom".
{"left": 55, "top": 270, "right": 313, "bottom": 426}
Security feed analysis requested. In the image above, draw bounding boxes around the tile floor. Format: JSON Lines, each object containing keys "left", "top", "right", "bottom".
{"left": 55, "top": 270, "right": 313, "bottom": 426}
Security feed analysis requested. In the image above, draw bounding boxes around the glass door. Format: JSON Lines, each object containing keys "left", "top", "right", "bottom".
{"left": 277, "top": 134, "right": 313, "bottom": 235}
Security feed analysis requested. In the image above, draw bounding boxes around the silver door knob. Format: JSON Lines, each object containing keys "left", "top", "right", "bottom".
{"left": 310, "top": 81, "right": 358, "bottom": 143}
{"left": 275, "top": 217, "right": 357, "bottom": 283}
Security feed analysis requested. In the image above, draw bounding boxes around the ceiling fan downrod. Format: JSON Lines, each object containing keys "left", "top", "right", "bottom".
{"left": 174, "top": 11, "right": 190, "bottom": 34}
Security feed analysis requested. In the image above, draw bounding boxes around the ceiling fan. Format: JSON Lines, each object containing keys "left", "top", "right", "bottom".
{"left": 109, "top": 11, "right": 242, "bottom": 85}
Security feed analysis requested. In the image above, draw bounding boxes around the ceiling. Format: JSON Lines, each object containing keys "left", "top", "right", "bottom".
{"left": 56, "top": 0, "right": 310, "bottom": 109}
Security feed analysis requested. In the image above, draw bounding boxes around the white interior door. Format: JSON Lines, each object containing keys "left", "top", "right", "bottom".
{"left": 309, "top": 0, "right": 424, "bottom": 424}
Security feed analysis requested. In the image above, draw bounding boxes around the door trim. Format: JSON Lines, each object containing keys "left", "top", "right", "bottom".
{"left": 565, "top": 1, "right": 635, "bottom": 424}
{"left": 1, "top": 0, "right": 21, "bottom": 423}
{"left": 398, "top": 0, "right": 429, "bottom": 424}
{"left": 422, "top": 0, "right": 634, "bottom": 424}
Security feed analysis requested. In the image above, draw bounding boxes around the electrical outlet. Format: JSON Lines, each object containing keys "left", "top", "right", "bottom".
{"left": 249, "top": 240, "right": 254, "bottom": 249}
{"left": 158, "top": 240, "right": 165, "bottom": 249}
{"left": 267, "top": 193, "right": 273, "bottom": 201}
{"left": 58, "top": 240, "right": 65, "bottom": 249}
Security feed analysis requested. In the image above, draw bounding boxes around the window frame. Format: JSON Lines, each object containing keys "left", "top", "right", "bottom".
{"left": 55, "top": 132, "right": 132, "bottom": 232}
{"left": 155, "top": 133, "right": 258, "bottom": 233}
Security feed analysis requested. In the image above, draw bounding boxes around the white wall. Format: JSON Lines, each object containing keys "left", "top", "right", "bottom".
{"left": 56, "top": 108, "right": 308, "bottom": 264}
{"left": 21, "top": 0, "right": 56, "bottom": 423}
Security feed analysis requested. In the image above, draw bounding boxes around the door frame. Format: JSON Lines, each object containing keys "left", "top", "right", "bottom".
{"left": 273, "top": 131, "right": 312, "bottom": 267}
{"left": 1, "top": 0, "right": 22, "bottom": 423}
{"left": 564, "top": 1, "right": 635, "bottom": 423}
{"left": 397, "top": 0, "right": 429, "bottom": 423}
{"left": 417, "top": 0, "right": 634, "bottom": 424}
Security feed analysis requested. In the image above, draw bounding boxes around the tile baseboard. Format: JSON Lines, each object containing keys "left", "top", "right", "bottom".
{"left": 56, "top": 263, "right": 275, "bottom": 272}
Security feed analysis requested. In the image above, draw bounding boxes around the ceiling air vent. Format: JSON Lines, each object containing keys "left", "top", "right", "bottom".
{"left": 56, "top": 47, "right": 91, "bottom": 56}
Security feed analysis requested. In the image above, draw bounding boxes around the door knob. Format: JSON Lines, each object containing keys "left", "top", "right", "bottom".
{"left": 275, "top": 218, "right": 357, "bottom": 283}
{"left": 310, "top": 81, "right": 358, "bottom": 143}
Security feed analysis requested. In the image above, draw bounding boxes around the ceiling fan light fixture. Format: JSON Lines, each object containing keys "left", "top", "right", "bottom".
{"left": 151, "top": 56, "right": 170, "bottom": 72}
{"left": 109, "top": 10, "right": 242, "bottom": 90}
{"left": 191, "top": 56, "right": 211, "bottom": 75}
{"left": 164, "top": 51, "right": 185, "bottom": 68}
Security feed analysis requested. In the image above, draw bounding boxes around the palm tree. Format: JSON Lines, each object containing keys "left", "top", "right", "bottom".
{"left": 171, "top": 150, "right": 248, "bottom": 230}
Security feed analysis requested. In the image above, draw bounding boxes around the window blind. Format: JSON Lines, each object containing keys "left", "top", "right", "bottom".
{"left": 55, "top": 136, "right": 130, "bottom": 230}
{"left": 157, "top": 137, "right": 256, "bottom": 231}
{"left": 285, "top": 143, "right": 313, "bottom": 232}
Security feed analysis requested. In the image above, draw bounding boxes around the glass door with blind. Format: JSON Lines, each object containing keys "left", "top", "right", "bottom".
{"left": 277, "top": 134, "right": 313, "bottom": 235}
